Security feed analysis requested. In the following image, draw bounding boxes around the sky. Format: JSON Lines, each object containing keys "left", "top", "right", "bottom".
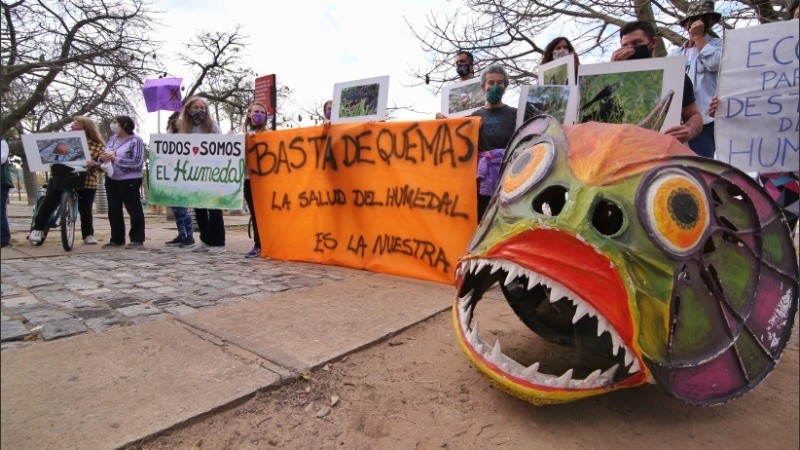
{"left": 139, "top": 0, "right": 462, "bottom": 136}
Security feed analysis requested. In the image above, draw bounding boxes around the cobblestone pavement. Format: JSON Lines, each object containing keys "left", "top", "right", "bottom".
{"left": 1, "top": 247, "right": 343, "bottom": 350}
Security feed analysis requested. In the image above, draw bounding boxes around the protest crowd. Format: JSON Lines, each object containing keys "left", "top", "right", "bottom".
{"left": 1, "top": 0, "right": 797, "bottom": 257}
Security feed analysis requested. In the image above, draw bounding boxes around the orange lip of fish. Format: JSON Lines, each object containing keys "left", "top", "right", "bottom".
{"left": 453, "top": 229, "right": 647, "bottom": 404}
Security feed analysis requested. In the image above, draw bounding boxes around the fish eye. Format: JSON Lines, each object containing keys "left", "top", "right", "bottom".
{"left": 642, "top": 169, "right": 710, "bottom": 256}
{"left": 500, "top": 141, "right": 554, "bottom": 202}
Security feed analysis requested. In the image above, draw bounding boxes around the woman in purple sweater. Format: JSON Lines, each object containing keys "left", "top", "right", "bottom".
{"left": 99, "top": 115, "right": 146, "bottom": 248}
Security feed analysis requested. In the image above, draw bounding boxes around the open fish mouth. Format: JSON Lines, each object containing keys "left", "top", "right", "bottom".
{"left": 454, "top": 257, "right": 646, "bottom": 396}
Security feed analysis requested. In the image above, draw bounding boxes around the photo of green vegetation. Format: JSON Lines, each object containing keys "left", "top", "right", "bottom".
{"left": 542, "top": 64, "right": 569, "bottom": 86}
{"left": 578, "top": 70, "right": 663, "bottom": 125}
{"left": 448, "top": 83, "right": 484, "bottom": 113}
{"left": 339, "top": 83, "right": 380, "bottom": 118}
{"left": 523, "top": 86, "right": 571, "bottom": 124}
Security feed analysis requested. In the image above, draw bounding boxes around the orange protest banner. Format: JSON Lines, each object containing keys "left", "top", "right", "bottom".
{"left": 246, "top": 118, "right": 480, "bottom": 283}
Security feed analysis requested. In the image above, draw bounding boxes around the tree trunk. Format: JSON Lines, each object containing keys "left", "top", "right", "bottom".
{"left": 631, "top": 0, "right": 668, "bottom": 57}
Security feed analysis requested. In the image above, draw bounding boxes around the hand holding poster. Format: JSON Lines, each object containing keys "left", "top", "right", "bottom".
{"left": 714, "top": 19, "right": 799, "bottom": 172}
{"left": 247, "top": 118, "right": 480, "bottom": 284}
{"left": 148, "top": 133, "right": 245, "bottom": 209}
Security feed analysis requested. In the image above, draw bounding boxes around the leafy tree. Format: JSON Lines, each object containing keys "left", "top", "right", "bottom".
{"left": 408, "top": 0, "right": 791, "bottom": 92}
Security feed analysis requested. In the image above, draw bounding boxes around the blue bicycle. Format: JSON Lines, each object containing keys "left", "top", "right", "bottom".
{"left": 29, "top": 164, "right": 84, "bottom": 251}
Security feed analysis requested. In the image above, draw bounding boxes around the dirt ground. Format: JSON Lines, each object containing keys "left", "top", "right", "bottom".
{"left": 137, "top": 296, "right": 799, "bottom": 450}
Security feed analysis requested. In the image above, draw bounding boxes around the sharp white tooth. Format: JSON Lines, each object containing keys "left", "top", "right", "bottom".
{"left": 555, "top": 369, "right": 574, "bottom": 387}
{"left": 521, "top": 362, "right": 540, "bottom": 379}
{"left": 572, "top": 303, "right": 588, "bottom": 324}
{"left": 610, "top": 333, "right": 621, "bottom": 356}
{"left": 460, "top": 306, "right": 470, "bottom": 330}
{"left": 469, "top": 259, "right": 478, "bottom": 274}
{"left": 598, "top": 364, "right": 619, "bottom": 384}
{"left": 476, "top": 259, "right": 488, "bottom": 273}
{"left": 525, "top": 273, "right": 538, "bottom": 290}
{"left": 490, "top": 340, "right": 502, "bottom": 364}
{"left": 624, "top": 350, "right": 634, "bottom": 368}
{"left": 584, "top": 369, "right": 602, "bottom": 385}
{"left": 504, "top": 267, "right": 519, "bottom": 287}
{"left": 489, "top": 263, "right": 501, "bottom": 274}
{"left": 469, "top": 322, "right": 480, "bottom": 343}
{"left": 646, "top": 372, "right": 656, "bottom": 384}
{"left": 628, "top": 358, "right": 641, "bottom": 373}
{"left": 596, "top": 317, "right": 608, "bottom": 337}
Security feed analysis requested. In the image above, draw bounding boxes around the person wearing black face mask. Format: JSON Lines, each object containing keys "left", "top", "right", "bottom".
{"left": 610, "top": 20, "right": 703, "bottom": 145}
{"left": 177, "top": 96, "right": 227, "bottom": 254}
{"left": 435, "top": 50, "right": 477, "bottom": 119}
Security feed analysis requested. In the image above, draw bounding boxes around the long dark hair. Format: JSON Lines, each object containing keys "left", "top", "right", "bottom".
{"left": 541, "top": 37, "right": 575, "bottom": 65}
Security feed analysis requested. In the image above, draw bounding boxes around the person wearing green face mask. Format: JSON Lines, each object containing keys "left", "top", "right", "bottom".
{"left": 469, "top": 64, "right": 518, "bottom": 221}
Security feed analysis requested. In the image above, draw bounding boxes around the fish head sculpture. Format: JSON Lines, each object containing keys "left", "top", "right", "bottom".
{"left": 453, "top": 116, "right": 798, "bottom": 406}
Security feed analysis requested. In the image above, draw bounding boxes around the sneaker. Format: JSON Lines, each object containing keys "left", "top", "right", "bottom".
{"left": 102, "top": 242, "right": 125, "bottom": 248}
{"left": 165, "top": 236, "right": 184, "bottom": 246}
{"left": 187, "top": 242, "right": 210, "bottom": 252}
{"left": 244, "top": 247, "right": 261, "bottom": 258}
{"left": 181, "top": 237, "right": 195, "bottom": 246}
{"left": 28, "top": 230, "right": 43, "bottom": 245}
{"left": 126, "top": 241, "right": 144, "bottom": 249}
{"left": 83, "top": 235, "right": 97, "bottom": 245}
{"left": 208, "top": 246, "right": 226, "bottom": 254}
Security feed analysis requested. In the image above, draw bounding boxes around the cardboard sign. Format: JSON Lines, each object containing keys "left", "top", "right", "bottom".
{"left": 147, "top": 133, "right": 245, "bottom": 209}
{"left": 331, "top": 75, "right": 390, "bottom": 123}
{"left": 577, "top": 57, "right": 685, "bottom": 132}
{"left": 21, "top": 131, "right": 90, "bottom": 172}
{"left": 246, "top": 118, "right": 481, "bottom": 283}
{"left": 715, "top": 19, "right": 799, "bottom": 172}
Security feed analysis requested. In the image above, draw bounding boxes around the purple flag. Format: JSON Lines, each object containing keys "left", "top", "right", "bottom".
{"left": 142, "top": 78, "right": 183, "bottom": 112}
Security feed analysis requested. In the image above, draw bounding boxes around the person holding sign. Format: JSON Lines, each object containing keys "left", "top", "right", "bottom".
{"left": 469, "top": 64, "right": 517, "bottom": 221}
{"left": 670, "top": 0, "right": 723, "bottom": 158}
{"left": 177, "top": 96, "right": 226, "bottom": 254}
{"left": 241, "top": 101, "right": 269, "bottom": 258}
{"left": 163, "top": 111, "right": 196, "bottom": 248}
{"left": 435, "top": 51, "right": 478, "bottom": 120}
{"left": 28, "top": 116, "right": 105, "bottom": 246}
{"left": 98, "top": 116, "right": 146, "bottom": 249}
{"left": 540, "top": 37, "right": 580, "bottom": 80}
{"left": 611, "top": 20, "right": 703, "bottom": 145}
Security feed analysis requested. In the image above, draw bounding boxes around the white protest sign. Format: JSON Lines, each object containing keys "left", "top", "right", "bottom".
{"left": 147, "top": 133, "right": 245, "bottom": 209}
{"left": 715, "top": 19, "right": 799, "bottom": 172}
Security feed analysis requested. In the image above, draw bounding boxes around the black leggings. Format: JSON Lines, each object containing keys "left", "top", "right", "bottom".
{"left": 105, "top": 177, "right": 145, "bottom": 244}
{"left": 33, "top": 186, "right": 96, "bottom": 238}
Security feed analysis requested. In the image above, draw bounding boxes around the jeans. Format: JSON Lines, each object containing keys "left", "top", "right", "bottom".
{"left": 105, "top": 177, "right": 145, "bottom": 244}
{"left": 194, "top": 208, "right": 225, "bottom": 246}
{"left": 171, "top": 206, "right": 193, "bottom": 239}
{"left": 688, "top": 122, "right": 715, "bottom": 159}
{"left": 32, "top": 186, "right": 96, "bottom": 239}
{"left": 1, "top": 186, "right": 9, "bottom": 245}
{"left": 243, "top": 179, "right": 260, "bottom": 248}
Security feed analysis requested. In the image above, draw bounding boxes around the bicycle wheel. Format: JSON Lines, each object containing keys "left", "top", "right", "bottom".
{"left": 60, "top": 190, "right": 76, "bottom": 251}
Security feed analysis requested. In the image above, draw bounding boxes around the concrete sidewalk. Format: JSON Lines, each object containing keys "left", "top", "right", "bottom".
{"left": 1, "top": 200, "right": 454, "bottom": 449}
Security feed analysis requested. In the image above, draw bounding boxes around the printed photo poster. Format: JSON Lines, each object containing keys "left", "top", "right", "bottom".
{"left": 246, "top": 118, "right": 481, "bottom": 284}
{"left": 331, "top": 75, "right": 390, "bottom": 123}
{"left": 538, "top": 55, "right": 576, "bottom": 86}
{"left": 516, "top": 85, "right": 579, "bottom": 127}
{"left": 714, "top": 19, "right": 799, "bottom": 172}
{"left": 440, "top": 77, "right": 484, "bottom": 118}
{"left": 148, "top": 133, "right": 245, "bottom": 209}
{"left": 21, "top": 131, "right": 90, "bottom": 172}
{"left": 577, "top": 56, "right": 686, "bottom": 132}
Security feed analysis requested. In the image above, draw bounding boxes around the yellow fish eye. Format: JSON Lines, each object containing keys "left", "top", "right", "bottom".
{"left": 644, "top": 169, "right": 710, "bottom": 255}
{"left": 501, "top": 141, "right": 554, "bottom": 202}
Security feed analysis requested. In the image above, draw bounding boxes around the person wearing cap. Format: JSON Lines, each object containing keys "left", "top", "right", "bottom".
{"left": 670, "top": 0, "right": 723, "bottom": 159}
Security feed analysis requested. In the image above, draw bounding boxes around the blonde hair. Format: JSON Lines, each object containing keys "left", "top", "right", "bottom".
{"left": 241, "top": 101, "right": 269, "bottom": 133}
{"left": 73, "top": 116, "right": 105, "bottom": 146}
{"left": 178, "top": 96, "right": 215, "bottom": 133}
